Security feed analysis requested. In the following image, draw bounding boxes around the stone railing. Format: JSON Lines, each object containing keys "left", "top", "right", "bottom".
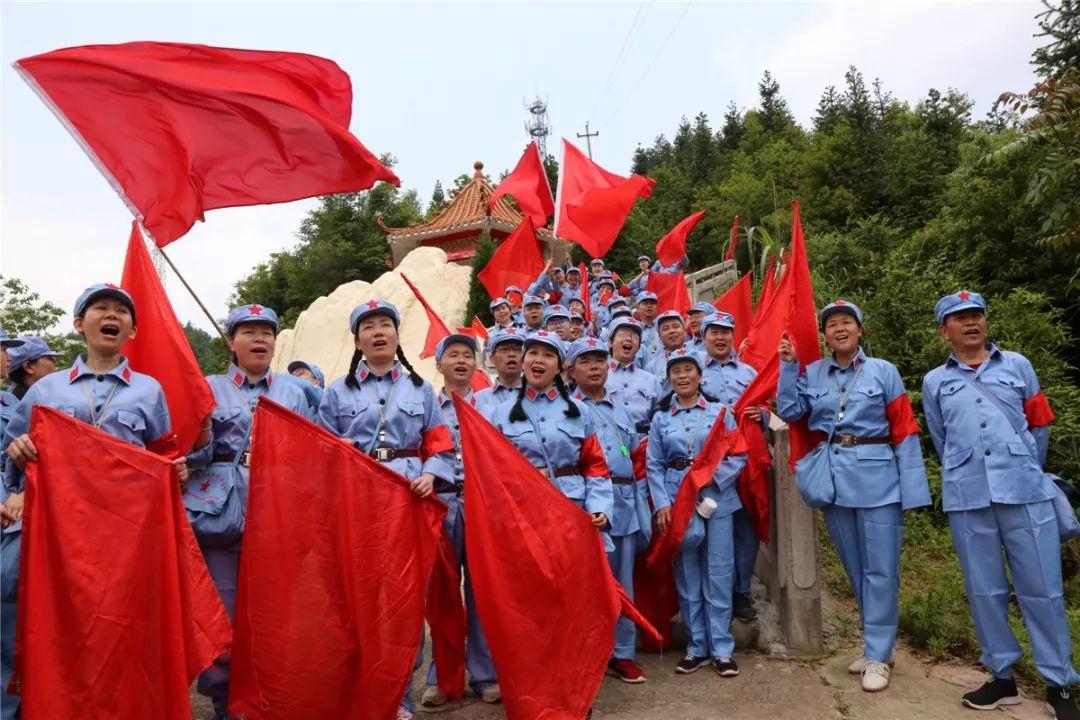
{"left": 686, "top": 259, "right": 738, "bottom": 303}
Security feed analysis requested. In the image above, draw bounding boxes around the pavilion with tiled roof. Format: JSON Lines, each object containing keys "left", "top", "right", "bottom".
{"left": 379, "top": 161, "right": 568, "bottom": 267}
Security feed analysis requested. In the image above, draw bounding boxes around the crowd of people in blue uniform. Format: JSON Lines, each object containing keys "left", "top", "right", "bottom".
{"left": 0, "top": 256, "right": 1077, "bottom": 720}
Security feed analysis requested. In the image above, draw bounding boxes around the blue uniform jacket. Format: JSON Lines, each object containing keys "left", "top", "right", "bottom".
{"left": 474, "top": 381, "right": 521, "bottom": 418}
{"left": 605, "top": 361, "right": 661, "bottom": 434}
{"left": 921, "top": 344, "right": 1056, "bottom": 512}
{"left": 646, "top": 396, "right": 747, "bottom": 517}
{"left": 777, "top": 348, "right": 931, "bottom": 511}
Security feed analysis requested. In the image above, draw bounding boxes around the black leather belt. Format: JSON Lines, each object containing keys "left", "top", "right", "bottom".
{"left": 666, "top": 457, "right": 694, "bottom": 470}
{"left": 536, "top": 465, "right": 580, "bottom": 478}
{"left": 435, "top": 480, "right": 462, "bottom": 495}
{"left": 212, "top": 452, "right": 250, "bottom": 467}
{"left": 634, "top": 422, "right": 651, "bottom": 434}
{"left": 369, "top": 447, "right": 420, "bottom": 462}
{"left": 611, "top": 476, "right": 636, "bottom": 485}
{"left": 829, "top": 435, "right": 890, "bottom": 448}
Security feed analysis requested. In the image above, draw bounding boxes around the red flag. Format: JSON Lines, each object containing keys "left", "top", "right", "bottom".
{"left": 655, "top": 210, "right": 704, "bottom": 267}
{"left": 16, "top": 42, "right": 398, "bottom": 247}
{"left": 783, "top": 200, "right": 822, "bottom": 465}
{"left": 230, "top": 399, "right": 448, "bottom": 719}
{"left": 454, "top": 397, "right": 659, "bottom": 719}
{"left": 401, "top": 273, "right": 451, "bottom": 359}
{"left": 477, "top": 217, "right": 545, "bottom": 301}
{"left": 489, "top": 141, "right": 555, "bottom": 227}
{"left": 724, "top": 216, "right": 740, "bottom": 262}
{"left": 120, "top": 222, "right": 215, "bottom": 454}
{"left": 579, "top": 263, "right": 592, "bottom": 324}
{"left": 632, "top": 529, "right": 681, "bottom": 651}
{"left": 470, "top": 316, "right": 489, "bottom": 342}
{"left": 554, "top": 139, "right": 654, "bottom": 257}
{"left": 646, "top": 270, "right": 691, "bottom": 316}
{"left": 645, "top": 408, "right": 745, "bottom": 567}
{"left": 714, "top": 271, "right": 753, "bottom": 349}
{"left": 16, "top": 407, "right": 230, "bottom": 719}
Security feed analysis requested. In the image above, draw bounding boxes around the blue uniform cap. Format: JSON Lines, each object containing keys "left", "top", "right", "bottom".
{"left": 569, "top": 311, "right": 585, "bottom": 322}
{"left": 935, "top": 290, "right": 987, "bottom": 325}
{"left": 656, "top": 309, "right": 685, "bottom": 326}
{"left": 225, "top": 303, "right": 280, "bottom": 336}
{"left": 349, "top": 299, "right": 401, "bottom": 334}
{"left": 702, "top": 312, "right": 736, "bottom": 332}
{"left": 553, "top": 266, "right": 565, "bottom": 276}
{"left": 523, "top": 330, "right": 566, "bottom": 362}
{"left": 637, "top": 255, "right": 651, "bottom": 263}
{"left": 666, "top": 347, "right": 703, "bottom": 374}
{"left": 567, "top": 336, "right": 609, "bottom": 365}
{"left": 434, "top": 333, "right": 478, "bottom": 361}
{"left": 688, "top": 301, "right": 715, "bottom": 316}
{"left": 523, "top": 294, "right": 546, "bottom": 308}
{"left": 73, "top": 283, "right": 137, "bottom": 323}
{"left": 636, "top": 291, "right": 658, "bottom": 304}
{"left": 504, "top": 285, "right": 524, "bottom": 297}
{"left": 487, "top": 327, "right": 526, "bottom": 351}
{"left": 543, "top": 305, "right": 570, "bottom": 323}
{"left": 607, "top": 317, "right": 643, "bottom": 338}
{"left": 610, "top": 307, "right": 632, "bottom": 319}
{"left": 605, "top": 295, "right": 628, "bottom": 309}
{"left": 590, "top": 258, "right": 605, "bottom": 267}
{"left": 818, "top": 300, "right": 863, "bottom": 328}
{"left": 565, "top": 266, "right": 582, "bottom": 276}
{"left": 287, "top": 360, "right": 326, "bottom": 388}
{"left": 0, "top": 325, "right": 25, "bottom": 348}
{"left": 489, "top": 297, "right": 512, "bottom": 312}
{"left": 6, "top": 336, "right": 58, "bottom": 367}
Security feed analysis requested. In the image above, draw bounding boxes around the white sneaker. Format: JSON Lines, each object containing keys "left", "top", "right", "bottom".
{"left": 848, "top": 654, "right": 895, "bottom": 674}
{"left": 479, "top": 683, "right": 502, "bottom": 704}
{"left": 861, "top": 661, "right": 890, "bottom": 692}
{"left": 396, "top": 707, "right": 415, "bottom": 720}
{"left": 419, "top": 686, "right": 458, "bottom": 713}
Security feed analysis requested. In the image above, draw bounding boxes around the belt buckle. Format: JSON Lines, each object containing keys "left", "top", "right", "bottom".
{"left": 839, "top": 434, "right": 856, "bottom": 448}
{"left": 240, "top": 451, "right": 251, "bottom": 467}
{"left": 373, "top": 446, "right": 393, "bottom": 462}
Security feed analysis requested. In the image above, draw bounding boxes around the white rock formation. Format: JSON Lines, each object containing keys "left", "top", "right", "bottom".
{"left": 271, "top": 247, "right": 474, "bottom": 383}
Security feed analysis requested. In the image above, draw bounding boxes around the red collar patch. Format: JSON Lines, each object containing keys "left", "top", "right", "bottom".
{"left": 525, "top": 387, "right": 559, "bottom": 401}
{"left": 68, "top": 366, "right": 79, "bottom": 382}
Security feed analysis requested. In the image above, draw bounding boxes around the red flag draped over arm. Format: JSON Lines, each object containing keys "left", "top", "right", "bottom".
{"left": 120, "top": 222, "right": 216, "bottom": 454}
{"left": 655, "top": 210, "right": 704, "bottom": 267}
{"left": 229, "top": 400, "right": 450, "bottom": 719}
{"left": 16, "top": 42, "right": 398, "bottom": 247}
{"left": 454, "top": 397, "right": 659, "bottom": 720}
{"left": 713, "top": 271, "right": 753, "bottom": 349}
{"left": 16, "top": 407, "right": 230, "bottom": 719}
{"left": 646, "top": 270, "right": 691, "bottom": 316}
{"left": 724, "top": 216, "right": 740, "bottom": 262}
{"left": 477, "top": 217, "right": 545, "bottom": 301}
{"left": 488, "top": 141, "right": 555, "bottom": 227}
{"left": 554, "top": 139, "right": 654, "bottom": 258}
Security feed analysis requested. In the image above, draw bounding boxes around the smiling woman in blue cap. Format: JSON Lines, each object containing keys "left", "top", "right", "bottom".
{"left": 182, "top": 302, "right": 311, "bottom": 720}
{"left": 4, "top": 337, "right": 60, "bottom": 401}
{"left": 777, "top": 300, "right": 931, "bottom": 693}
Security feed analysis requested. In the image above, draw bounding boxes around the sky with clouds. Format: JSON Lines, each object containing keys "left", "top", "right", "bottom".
{"left": 1, "top": 1, "right": 1043, "bottom": 332}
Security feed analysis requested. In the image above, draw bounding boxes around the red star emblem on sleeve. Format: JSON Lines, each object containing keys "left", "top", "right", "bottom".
{"left": 200, "top": 481, "right": 210, "bottom": 492}
{"left": 248, "top": 304, "right": 262, "bottom": 315}
{"left": 366, "top": 300, "right": 380, "bottom": 309}
{"left": 959, "top": 290, "right": 971, "bottom": 301}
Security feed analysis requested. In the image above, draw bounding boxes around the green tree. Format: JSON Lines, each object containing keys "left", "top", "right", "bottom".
{"left": 757, "top": 70, "right": 795, "bottom": 134}
{"left": 183, "top": 322, "right": 230, "bottom": 375}
{"left": 0, "top": 276, "right": 82, "bottom": 367}
{"left": 426, "top": 180, "right": 446, "bottom": 218}
{"left": 465, "top": 232, "right": 496, "bottom": 327}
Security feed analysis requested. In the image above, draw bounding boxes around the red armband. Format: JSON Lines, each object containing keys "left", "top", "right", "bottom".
{"left": 884, "top": 393, "right": 920, "bottom": 446}
{"left": 548, "top": 291, "right": 563, "bottom": 305}
{"left": 578, "top": 434, "right": 611, "bottom": 479}
{"left": 631, "top": 438, "right": 648, "bottom": 480}
{"left": 1023, "top": 390, "right": 1055, "bottom": 427}
{"left": 146, "top": 431, "right": 180, "bottom": 459}
{"left": 420, "top": 425, "right": 453, "bottom": 460}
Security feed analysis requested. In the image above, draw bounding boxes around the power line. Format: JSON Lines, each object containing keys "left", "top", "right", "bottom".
{"left": 603, "top": 2, "right": 691, "bottom": 128}
{"left": 590, "top": 1, "right": 652, "bottom": 119}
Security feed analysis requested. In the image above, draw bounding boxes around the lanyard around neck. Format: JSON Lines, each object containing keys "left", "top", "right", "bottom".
{"left": 80, "top": 378, "right": 121, "bottom": 429}
{"left": 676, "top": 401, "right": 707, "bottom": 458}
{"left": 831, "top": 362, "right": 864, "bottom": 422}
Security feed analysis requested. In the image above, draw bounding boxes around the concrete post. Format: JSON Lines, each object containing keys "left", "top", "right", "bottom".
{"left": 756, "top": 422, "right": 824, "bottom": 654}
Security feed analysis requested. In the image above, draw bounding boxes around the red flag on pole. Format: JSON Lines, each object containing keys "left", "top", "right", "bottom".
{"left": 724, "top": 216, "right": 740, "bottom": 262}
{"left": 15, "top": 42, "right": 399, "bottom": 247}
{"left": 489, "top": 141, "right": 555, "bottom": 228}
{"left": 470, "top": 316, "right": 489, "bottom": 342}
{"left": 477, "top": 217, "right": 545, "bottom": 301}
{"left": 655, "top": 210, "right": 705, "bottom": 267}
{"left": 16, "top": 407, "right": 230, "bottom": 719}
{"left": 646, "top": 270, "right": 691, "bottom": 316}
{"left": 453, "top": 397, "right": 659, "bottom": 719}
{"left": 579, "top": 262, "right": 592, "bottom": 324}
{"left": 400, "top": 273, "right": 451, "bottom": 359}
{"left": 230, "top": 399, "right": 449, "bottom": 719}
{"left": 120, "top": 222, "right": 215, "bottom": 455}
{"left": 782, "top": 200, "right": 822, "bottom": 465}
{"left": 713, "top": 271, "right": 753, "bottom": 349}
{"left": 554, "top": 139, "right": 654, "bottom": 258}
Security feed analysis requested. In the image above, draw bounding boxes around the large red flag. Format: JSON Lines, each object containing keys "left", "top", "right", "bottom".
{"left": 230, "top": 399, "right": 449, "bottom": 719}
{"left": 16, "top": 42, "right": 398, "bottom": 247}
{"left": 454, "top": 397, "right": 659, "bottom": 720}
{"left": 724, "top": 216, "right": 740, "bottom": 262}
{"left": 714, "top": 271, "right": 753, "bottom": 349}
{"left": 655, "top": 210, "right": 704, "bottom": 267}
{"left": 646, "top": 270, "right": 691, "bottom": 316}
{"left": 477, "top": 217, "right": 546, "bottom": 301}
{"left": 750, "top": 256, "right": 778, "bottom": 332}
{"left": 783, "top": 200, "right": 822, "bottom": 465}
{"left": 489, "top": 141, "right": 555, "bottom": 227}
{"left": 16, "top": 407, "right": 230, "bottom": 719}
{"left": 120, "top": 222, "right": 215, "bottom": 454}
{"left": 554, "top": 139, "right": 654, "bottom": 258}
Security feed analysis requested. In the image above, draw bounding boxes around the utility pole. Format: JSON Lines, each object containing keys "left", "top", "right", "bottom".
{"left": 576, "top": 121, "right": 599, "bottom": 159}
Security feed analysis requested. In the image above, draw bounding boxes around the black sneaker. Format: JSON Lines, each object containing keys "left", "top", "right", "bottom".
{"left": 733, "top": 593, "right": 758, "bottom": 622}
{"left": 1047, "top": 686, "right": 1080, "bottom": 719}
{"left": 674, "top": 654, "right": 710, "bottom": 674}
{"left": 714, "top": 657, "right": 740, "bottom": 677}
{"left": 961, "top": 677, "right": 1020, "bottom": 710}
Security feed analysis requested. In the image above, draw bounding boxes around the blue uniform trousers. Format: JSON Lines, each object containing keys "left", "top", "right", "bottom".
{"left": 425, "top": 493, "right": 496, "bottom": 692}
{"left": 0, "top": 530, "right": 20, "bottom": 720}
{"left": 607, "top": 532, "right": 643, "bottom": 660}
{"left": 673, "top": 512, "right": 735, "bottom": 660}
{"left": 196, "top": 542, "right": 240, "bottom": 717}
{"left": 732, "top": 508, "right": 759, "bottom": 597}
{"left": 949, "top": 500, "right": 1079, "bottom": 688}
{"left": 822, "top": 503, "right": 903, "bottom": 662}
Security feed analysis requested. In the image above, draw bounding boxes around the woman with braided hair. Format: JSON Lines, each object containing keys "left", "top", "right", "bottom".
{"left": 316, "top": 299, "right": 454, "bottom": 720}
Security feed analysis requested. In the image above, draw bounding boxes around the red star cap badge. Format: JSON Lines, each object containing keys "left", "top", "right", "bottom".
{"left": 366, "top": 300, "right": 380, "bottom": 309}
{"left": 587, "top": 338, "right": 598, "bottom": 347}
{"left": 834, "top": 300, "right": 846, "bottom": 306}
{"left": 248, "top": 304, "right": 262, "bottom": 315}
{"left": 958, "top": 290, "right": 971, "bottom": 301}
{"left": 105, "top": 283, "right": 121, "bottom": 290}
